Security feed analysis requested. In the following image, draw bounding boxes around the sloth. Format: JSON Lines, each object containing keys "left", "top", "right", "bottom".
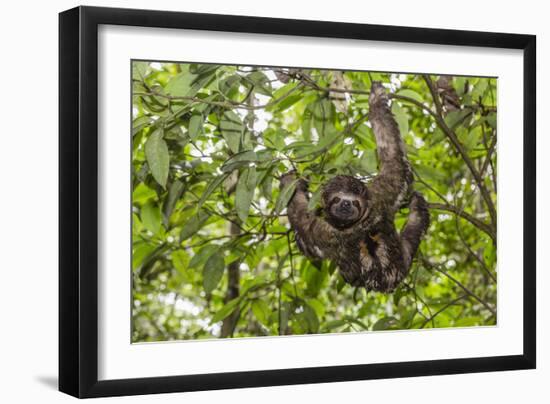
{"left": 280, "top": 82, "right": 430, "bottom": 292}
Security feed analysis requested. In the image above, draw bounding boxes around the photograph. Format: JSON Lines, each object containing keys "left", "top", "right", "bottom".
{"left": 131, "top": 61, "right": 498, "bottom": 342}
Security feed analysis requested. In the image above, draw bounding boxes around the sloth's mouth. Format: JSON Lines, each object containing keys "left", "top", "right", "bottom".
{"left": 333, "top": 204, "right": 360, "bottom": 220}
{"left": 327, "top": 204, "right": 362, "bottom": 230}
{"left": 338, "top": 206, "right": 354, "bottom": 216}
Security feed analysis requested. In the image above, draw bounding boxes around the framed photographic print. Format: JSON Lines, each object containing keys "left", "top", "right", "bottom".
{"left": 59, "top": 6, "right": 536, "bottom": 398}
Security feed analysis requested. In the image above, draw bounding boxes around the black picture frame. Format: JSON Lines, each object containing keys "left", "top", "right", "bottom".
{"left": 59, "top": 5, "right": 536, "bottom": 398}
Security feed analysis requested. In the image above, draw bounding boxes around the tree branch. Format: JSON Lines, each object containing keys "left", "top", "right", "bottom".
{"left": 134, "top": 80, "right": 303, "bottom": 111}
{"left": 428, "top": 202, "right": 495, "bottom": 242}
{"left": 454, "top": 215, "right": 497, "bottom": 283}
{"left": 421, "top": 75, "right": 497, "bottom": 229}
{"left": 221, "top": 221, "right": 241, "bottom": 337}
{"left": 421, "top": 257, "right": 496, "bottom": 317}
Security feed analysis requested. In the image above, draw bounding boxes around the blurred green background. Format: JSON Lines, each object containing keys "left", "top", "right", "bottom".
{"left": 131, "top": 62, "right": 497, "bottom": 342}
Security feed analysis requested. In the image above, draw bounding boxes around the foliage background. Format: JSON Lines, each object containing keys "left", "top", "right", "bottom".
{"left": 131, "top": 61, "right": 497, "bottom": 342}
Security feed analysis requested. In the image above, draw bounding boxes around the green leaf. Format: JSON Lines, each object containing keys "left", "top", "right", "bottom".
{"left": 275, "top": 178, "right": 298, "bottom": 214}
{"left": 259, "top": 167, "right": 274, "bottom": 201}
{"left": 180, "top": 210, "right": 210, "bottom": 241}
{"left": 203, "top": 253, "right": 225, "bottom": 293}
{"left": 218, "top": 74, "right": 242, "bottom": 97}
{"left": 272, "top": 81, "right": 298, "bottom": 100}
{"left": 263, "top": 129, "right": 287, "bottom": 150}
{"left": 322, "top": 319, "right": 347, "bottom": 331}
{"left": 483, "top": 242, "right": 496, "bottom": 268}
{"left": 396, "top": 89, "right": 424, "bottom": 103}
{"left": 132, "top": 115, "right": 152, "bottom": 136}
{"left": 269, "top": 91, "right": 301, "bottom": 112}
{"left": 251, "top": 300, "right": 270, "bottom": 326}
{"left": 445, "top": 109, "right": 471, "bottom": 129}
{"left": 197, "top": 173, "right": 229, "bottom": 210}
{"left": 454, "top": 76, "right": 468, "bottom": 96}
{"left": 372, "top": 316, "right": 398, "bottom": 331}
{"left": 189, "top": 64, "right": 219, "bottom": 76}
{"left": 278, "top": 302, "right": 291, "bottom": 334}
{"left": 132, "top": 212, "right": 143, "bottom": 234}
{"left": 359, "top": 149, "right": 378, "bottom": 173}
{"left": 164, "top": 125, "right": 186, "bottom": 141}
{"left": 312, "top": 99, "right": 333, "bottom": 121}
{"left": 391, "top": 102, "right": 409, "bottom": 137}
{"left": 414, "top": 163, "right": 447, "bottom": 183}
{"left": 312, "top": 99, "right": 334, "bottom": 138}
{"left": 307, "top": 298, "right": 325, "bottom": 318}
{"left": 486, "top": 112, "right": 497, "bottom": 129}
{"left": 220, "top": 150, "right": 258, "bottom": 173}
{"left": 162, "top": 180, "right": 185, "bottom": 227}
{"left": 189, "top": 244, "right": 218, "bottom": 269}
{"left": 295, "top": 124, "right": 339, "bottom": 159}
{"left": 165, "top": 71, "right": 196, "bottom": 96}
{"left": 235, "top": 166, "right": 257, "bottom": 222}
{"left": 307, "top": 189, "right": 322, "bottom": 211}
{"left": 132, "top": 242, "right": 156, "bottom": 270}
{"left": 246, "top": 71, "right": 272, "bottom": 96}
{"left": 133, "top": 182, "right": 157, "bottom": 205}
{"left": 194, "top": 94, "right": 218, "bottom": 114}
{"left": 454, "top": 316, "right": 481, "bottom": 327}
{"left": 145, "top": 129, "right": 170, "bottom": 188}
{"left": 171, "top": 250, "right": 189, "bottom": 273}
{"left": 141, "top": 201, "right": 162, "bottom": 235}
{"left": 296, "top": 304, "right": 319, "bottom": 333}
{"left": 220, "top": 110, "right": 243, "bottom": 153}
{"left": 301, "top": 106, "right": 313, "bottom": 141}
{"left": 355, "top": 123, "right": 377, "bottom": 149}
{"left": 303, "top": 263, "right": 328, "bottom": 297}
{"left": 132, "top": 61, "right": 149, "bottom": 81}
{"left": 164, "top": 64, "right": 216, "bottom": 98}
{"left": 188, "top": 114, "right": 203, "bottom": 140}
{"left": 211, "top": 297, "right": 242, "bottom": 324}
{"left": 398, "top": 308, "right": 417, "bottom": 327}
{"left": 335, "top": 274, "right": 347, "bottom": 292}
{"left": 461, "top": 126, "right": 482, "bottom": 150}
{"left": 471, "top": 79, "right": 488, "bottom": 101}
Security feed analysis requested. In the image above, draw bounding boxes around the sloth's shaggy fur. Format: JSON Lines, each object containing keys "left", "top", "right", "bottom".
{"left": 280, "top": 82, "right": 430, "bottom": 292}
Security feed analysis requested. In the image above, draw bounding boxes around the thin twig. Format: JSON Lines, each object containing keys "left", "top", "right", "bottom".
{"left": 420, "top": 294, "right": 468, "bottom": 328}
{"left": 422, "top": 257, "right": 496, "bottom": 317}
{"left": 428, "top": 202, "right": 495, "bottom": 242}
{"left": 454, "top": 215, "right": 497, "bottom": 283}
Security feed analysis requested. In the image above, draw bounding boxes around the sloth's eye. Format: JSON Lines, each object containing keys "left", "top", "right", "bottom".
{"left": 332, "top": 197, "right": 341, "bottom": 204}
{"left": 352, "top": 200, "right": 361, "bottom": 209}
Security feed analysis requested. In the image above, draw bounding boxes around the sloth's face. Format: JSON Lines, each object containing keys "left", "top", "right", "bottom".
{"left": 328, "top": 193, "right": 364, "bottom": 225}
{"left": 322, "top": 176, "right": 368, "bottom": 230}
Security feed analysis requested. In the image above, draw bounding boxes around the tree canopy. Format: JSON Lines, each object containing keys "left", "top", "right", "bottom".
{"left": 131, "top": 61, "right": 497, "bottom": 342}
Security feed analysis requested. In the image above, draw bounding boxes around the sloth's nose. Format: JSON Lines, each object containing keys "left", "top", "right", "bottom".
{"left": 341, "top": 200, "right": 351, "bottom": 209}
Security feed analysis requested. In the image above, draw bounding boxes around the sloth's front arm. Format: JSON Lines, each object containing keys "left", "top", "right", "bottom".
{"left": 280, "top": 173, "right": 337, "bottom": 260}
{"left": 368, "top": 81, "right": 414, "bottom": 212}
